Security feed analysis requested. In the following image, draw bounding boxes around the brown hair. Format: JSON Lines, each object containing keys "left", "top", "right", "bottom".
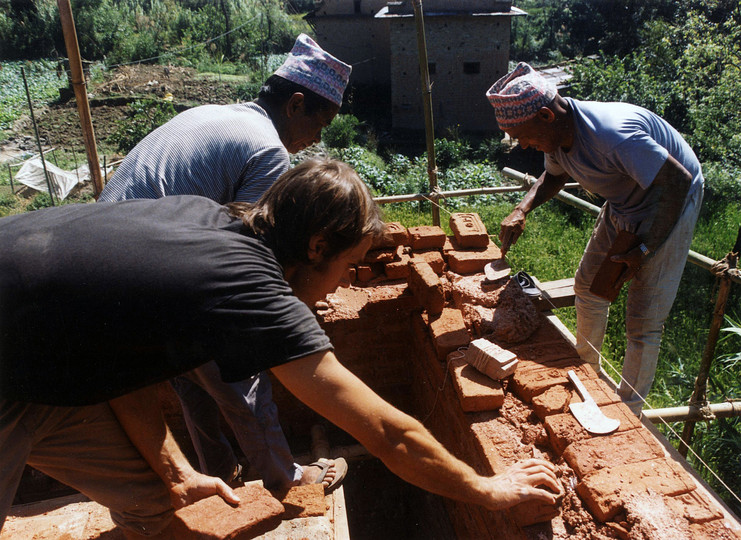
{"left": 229, "top": 158, "right": 383, "bottom": 267}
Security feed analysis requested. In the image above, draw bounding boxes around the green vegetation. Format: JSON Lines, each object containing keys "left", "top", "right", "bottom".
{"left": 109, "top": 99, "right": 177, "bottom": 154}
{"left": 0, "top": 59, "right": 66, "bottom": 134}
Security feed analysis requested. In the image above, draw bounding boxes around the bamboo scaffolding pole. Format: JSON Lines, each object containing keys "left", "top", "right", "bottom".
{"left": 7, "top": 163, "right": 14, "bottom": 194}
{"left": 412, "top": 0, "right": 440, "bottom": 226}
{"left": 678, "top": 226, "right": 741, "bottom": 457}
{"left": 643, "top": 401, "right": 741, "bottom": 424}
{"left": 21, "top": 67, "right": 57, "bottom": 205}
{"left": 57, "top": 0, "right": 104, "bottom": 198}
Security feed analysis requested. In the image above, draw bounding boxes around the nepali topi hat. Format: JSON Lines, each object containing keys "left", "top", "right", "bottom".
{"left": 486, "top": 62, "right": 557, "bottom": 129}
{"left": 274, "top": 34, "right": 351, "bottom": 107}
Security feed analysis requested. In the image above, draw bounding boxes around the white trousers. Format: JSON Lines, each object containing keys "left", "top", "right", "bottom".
{"left": 573, "top": 186, "right": 703, "bottom": 413}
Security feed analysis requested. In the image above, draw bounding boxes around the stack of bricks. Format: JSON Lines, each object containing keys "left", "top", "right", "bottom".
{"left": 316, "top": 212, "right": 741, "bottom": 539}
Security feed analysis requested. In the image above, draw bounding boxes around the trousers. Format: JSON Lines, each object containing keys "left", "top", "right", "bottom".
{"left": 171, "top": 363, "right": 301, "bottom": 490}
{"left": 573, "top": 185, "right": 703, "bottom": 414}
{"left": 0, "top": 399, "right": 172, "bottom": 536}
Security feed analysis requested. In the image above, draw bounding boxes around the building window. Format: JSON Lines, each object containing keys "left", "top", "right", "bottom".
{"left": 428, "top": 62, "right": 436, "bottom": 75}
{"left": 463, "top": 62, "right": 480, "bottom": 74}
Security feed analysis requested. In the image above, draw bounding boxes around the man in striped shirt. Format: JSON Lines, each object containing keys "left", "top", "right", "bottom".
{"left": 99, "top": 34, "right": 352, "bottom": 493}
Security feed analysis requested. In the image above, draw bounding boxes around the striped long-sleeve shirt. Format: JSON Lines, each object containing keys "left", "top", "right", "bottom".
{"left": 99, "top": 102, "right": 289, "bottom": 204}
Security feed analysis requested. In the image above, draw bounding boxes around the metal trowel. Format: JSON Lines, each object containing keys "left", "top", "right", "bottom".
{"left": 567, "top": 370, "right": 620, "bottom": 435}
{"left": 483, "top": 258, "right": 511, "bottom": 282}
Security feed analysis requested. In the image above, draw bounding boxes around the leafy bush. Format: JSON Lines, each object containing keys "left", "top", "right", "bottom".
{"left": 432, "top": 138, "right": 472, "bottom": 169}
{"left": 108, "top": 98, "right": 176, "bottom": 154}
{"left": 322, "top": 114, "right": 360, "bottom": 149}
{"left": 26, "top": 192, "right": 54, "bottom": 211}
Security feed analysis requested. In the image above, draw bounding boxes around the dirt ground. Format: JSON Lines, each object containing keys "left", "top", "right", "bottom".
{"left": 1, "top": 63, "right": 244, "bottom": 163}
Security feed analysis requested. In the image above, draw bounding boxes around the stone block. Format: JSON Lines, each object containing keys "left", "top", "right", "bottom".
{"left": 562, "top": 427, "right": 666, "bottom": 478}
{"left": 173, "top": 484, "right": 284, "bottom": 539}
{"left": 447, "top": 240, "right": 503, "bottom": 274}
{"left": 450, "top": 212, "right": 490, "bottom": 248}
{"left": 448, "top": 355, "right": 504, "bottom": 411}
{"left": 408, "top": 261, "right": 445, "bottom": 315}
{"left": 576, "top": 458, "right": 696, "bottom": 521}
{"left": 427, "top": 308, "right": 470, "bottom": 361}
{"left": 407, "top": 225, "right": 447, "bottom": 250}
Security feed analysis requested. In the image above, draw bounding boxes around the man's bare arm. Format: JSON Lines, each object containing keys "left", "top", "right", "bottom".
{"left": 272, "top": 352, "right": 562, "bottom": 511}
{"left": 499, "top": 171, "right": 570, "bottom": 256}
{"left": 109, "top": 384, "right": 239, "bottom": 508}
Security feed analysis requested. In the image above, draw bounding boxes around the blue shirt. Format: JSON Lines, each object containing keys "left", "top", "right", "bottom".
{"left": 545, "top": 98, "right": 703, "bottom": 227}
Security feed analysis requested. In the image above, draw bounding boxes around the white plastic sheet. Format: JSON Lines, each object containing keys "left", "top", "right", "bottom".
{"left": 14, "top": 158, "right": 109, "bottom": 200}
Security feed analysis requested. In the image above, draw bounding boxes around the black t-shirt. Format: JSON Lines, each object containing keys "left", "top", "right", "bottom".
{"left": 0, "top": 196, "right": 332, "bottom": 406}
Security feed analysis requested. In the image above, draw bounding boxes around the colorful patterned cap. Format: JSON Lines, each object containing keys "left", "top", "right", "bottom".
{"left": 486, "top": 62, "right": 557, "bottom": 129}
{"left": 273, "top": 34, "right": 351, "bottom": 107}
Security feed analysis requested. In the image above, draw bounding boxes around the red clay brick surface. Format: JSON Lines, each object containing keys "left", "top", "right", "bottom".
{"left": 447, "top": 240, "right": 503, "bottom": 274}
{"left": 449, "top": 213, "right": 490, "bottom": 248}
{"left": 407, "top": 225, "right": 447, "bottom": 249}
{"left": 448, "top": 354, "right": 504, "bottom": 411}
{"left": 562, "top": 427, "right": 666, "bottom": 478}
{"left": 371, "top": 221, "right": 410, "bottom": 248}
{"left": 576, "top": 458, "right": 696, "bottom": 521}
{"left": 426, "top": 308, "right": 470, "bottom": 361}
{"left": 408, "top": 261, "right": 445, "bottom": 315}
{"left": 411, "top": 249, "right": 445, "bottom": 274}
{"left": 172, "top": 484, "right": 284, "bottom": 539}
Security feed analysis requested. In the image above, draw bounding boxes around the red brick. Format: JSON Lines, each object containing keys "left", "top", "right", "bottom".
{"left": 509, "top": 340, "right": 579, "bottom": 363}
{"left": 173, "top": 484, "right": 284, "bottom": 539}
{"left": 450, "top": 212, "right": 490, "bottom": 248}
{"left": 531, "top": 384, "right": 572, "bottom": 420}
{"left": 384, "top": 252, "right": 411, "bottom": 280}
{"left": 363, "top": 248, "right": 397, "bottom": 264}
{"left": 544, "top": 402, "right": 642, "bottom": 455}
{"left": 278, "top": 484, "right": 327, "bottom": 519}
{"left": 447, "top": 240, "right": 503, "bottom": 274}
{"left": 356, "top": 264, "right": 380, "bottom": 282}
{"left": 665, "top": 490, "right": 724, "bottom": 525}
{"left": 408, "top": 261, "right": 445, "bottom": 315}
{"left": 510, "top": 359, "right": 595, "bottom": 403}
{"left": 371, "top": 221, "right": 410, "bottom": 248}
{"left": 576, "top": 458, "right": 696, "bottom": 521}
{"left": 508, "top": 501, "right": 560, "bottom": 528}
{"left": 408, "top": 225, "right": 446, "bottom": 250}
{"left": 411, "top": 249, "right": 445, "bottom": 274}
{"left": 448, "top": 355, "right": 504, "bottom": 411}
{"left": 562, "top": 427, "right": 666, "bottom": 478}
{"left": 427, "top": 308, "right": 470, "bottom": 361}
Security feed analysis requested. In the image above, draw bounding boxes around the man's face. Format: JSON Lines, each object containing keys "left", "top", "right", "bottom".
{"left": 289, "top": 236, "right": 372, "bottom": 307}
{"left": 505, "top": 115, "right": 563, "bottom": 154}
{"left": 284, "top": 101, "right": 340, "bottom": 154}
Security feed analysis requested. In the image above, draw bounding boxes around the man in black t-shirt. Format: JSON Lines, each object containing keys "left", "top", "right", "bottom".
{"left": 0, "top": 159, "right": 562, "bottom": 537}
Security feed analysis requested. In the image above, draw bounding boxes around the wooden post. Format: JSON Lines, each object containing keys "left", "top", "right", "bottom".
{"left": 412, "top": 0, "right": 440, "bottom": 227}
{"left": 7, "top": 163, "right": 14, "bottom": 194}
{"left": 679, "top": 226, "right": 741, "bottom": 457}
{"left": 57, "top": 0, "right": 104, "bottom": 198}
{"left": 21, "top": 67, "right": 57, "bottom": 205}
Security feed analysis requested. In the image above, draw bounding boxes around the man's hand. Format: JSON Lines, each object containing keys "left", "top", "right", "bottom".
{"left": 610, "top": 245, "right": 647, "bottom": 285}
{"left": 483, "top": 458, "right": 563, "bottom": 510}
{"left": 170, "top": 470, "right": 240, "bottom": 509}
{"left": 499, "top": 207, "right": 528, "bottom": 257}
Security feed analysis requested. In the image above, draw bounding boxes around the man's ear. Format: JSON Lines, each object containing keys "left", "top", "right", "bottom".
{"left": 285, "top": 92, "right": 305, "bottom": 119}
{"left": 307, "top": 233, "right": 327, "bottom": 263}
{"left": 536, "top": 106, "right": 556, "bottom": 123}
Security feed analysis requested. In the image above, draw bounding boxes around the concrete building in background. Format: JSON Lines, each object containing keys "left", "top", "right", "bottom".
{"left": 306, "top": 0, "right": 525, "bottom": 132}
